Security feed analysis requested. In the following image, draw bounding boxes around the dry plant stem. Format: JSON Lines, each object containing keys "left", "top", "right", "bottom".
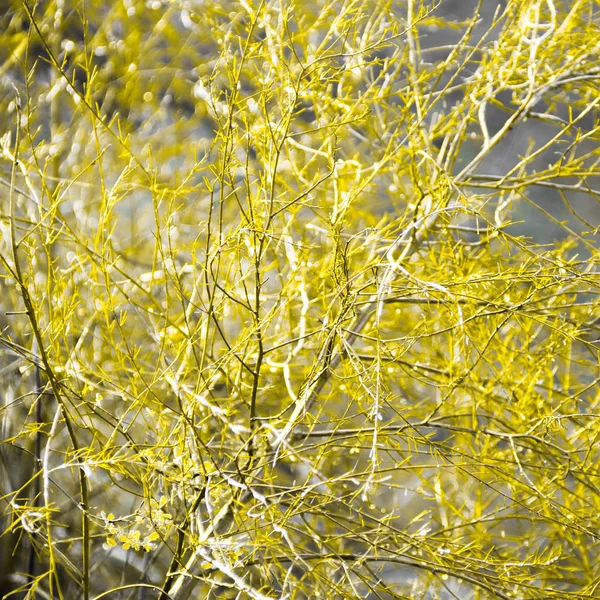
{"left": 165, "top": 496, "right": 248, "bottom": 599}
{"left": 6, "top": 95, "right": 90, "bottom": 600}
{"left": 43, "top": 405, "right": 65, "bottom": 600}
{"left": 159, "top": 487, "right": 206, "bottom": 600}
{"left": 2, "top": 1, "right": 600, "bottom": 599}
{"left": 27, "top": 342, "right": 43, "bottom": 583}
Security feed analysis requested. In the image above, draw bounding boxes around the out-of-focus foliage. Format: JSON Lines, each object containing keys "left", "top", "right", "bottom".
{"left": 1, "top": 0, "right": 600, "bottom": 598}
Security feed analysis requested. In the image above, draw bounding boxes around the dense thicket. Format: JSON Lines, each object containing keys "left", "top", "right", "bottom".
{"left": 1, "top": 1, "right": 599, "bottom": 598}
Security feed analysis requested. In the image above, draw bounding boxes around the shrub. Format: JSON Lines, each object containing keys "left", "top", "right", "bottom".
{"left": 1, "top": 0, "right": 599, "bottom": 598}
